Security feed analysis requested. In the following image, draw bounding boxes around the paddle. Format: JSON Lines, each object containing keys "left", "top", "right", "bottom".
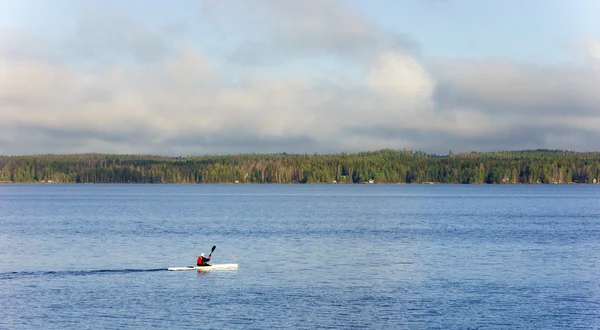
{"left": 208, "top": 245, "right": 216, "bottom": 258}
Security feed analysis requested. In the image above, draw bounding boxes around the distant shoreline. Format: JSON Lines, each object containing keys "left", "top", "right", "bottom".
{"left": 2, "top": 149, "right": 599, "bottom": 184}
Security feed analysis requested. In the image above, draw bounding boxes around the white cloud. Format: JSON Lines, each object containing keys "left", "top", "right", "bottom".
{"left": 580, "top": 37, "right": 600, "bottom": 64}
{"left": 366, "top": 52, "right": 435, "bottom": 117}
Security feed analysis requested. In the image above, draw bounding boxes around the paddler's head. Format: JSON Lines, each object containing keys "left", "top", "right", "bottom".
{"left": 201, "top": 253, "right": 205, "bottom": 257}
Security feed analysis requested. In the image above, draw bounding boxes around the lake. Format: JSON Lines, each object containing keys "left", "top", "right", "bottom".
{"left": 1, "top": 184, "right": 599, "bottom": 329}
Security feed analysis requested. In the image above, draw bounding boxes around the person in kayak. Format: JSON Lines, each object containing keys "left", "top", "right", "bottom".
{"left": 197, "top": 253, "right": 211, "bottom": 266}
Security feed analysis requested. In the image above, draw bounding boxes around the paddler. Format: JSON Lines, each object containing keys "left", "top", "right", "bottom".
{"left": 197, "top": 253, "right": 211, "bottom": 266}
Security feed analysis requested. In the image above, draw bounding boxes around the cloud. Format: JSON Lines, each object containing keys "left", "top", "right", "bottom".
{"left": 0, "top": 43, "right": 434, "bottom": 155}
{"left": 201, "top": 0, "right": 416, "bottom": 64}
{"left": 366, "top": 52, "right": 435, "bottom": 116}
{"left": 432, "top": 59, "right": 600, "bottom": 117}
{"left": 1, "top": 1, "right": 600, "bottom": 155}
{"left": 64, "top": 3, "right": 175, "bottom": 64}
{"left": 577, "top": 37, "right": 600, "bottom": 65}
{"left": 0, "top": 30, "right": 61, "bottom": 63}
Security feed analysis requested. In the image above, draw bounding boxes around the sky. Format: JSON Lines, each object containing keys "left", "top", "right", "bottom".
{"left": 1, "top": 0, "right": 600, "bottom": 156}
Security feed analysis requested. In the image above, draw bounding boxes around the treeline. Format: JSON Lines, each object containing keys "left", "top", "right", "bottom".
{"left": 1, "top": 149, "right": 600, "bottom": 184}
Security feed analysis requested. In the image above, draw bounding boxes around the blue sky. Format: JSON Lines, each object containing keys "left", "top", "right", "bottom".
{"left": 348, "top": 0, "right": 600, "bottom": 62}
{"left": 1, "top": 0, "right": 600, "bottom": 155}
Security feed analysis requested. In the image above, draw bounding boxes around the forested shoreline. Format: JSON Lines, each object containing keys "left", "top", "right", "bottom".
{"left": 1, "top": 149, "right": 600, "bottom": 184}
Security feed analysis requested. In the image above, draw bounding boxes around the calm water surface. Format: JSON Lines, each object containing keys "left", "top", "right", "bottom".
{"left": 1, "top": 184, "right": 599, "bottom": 329}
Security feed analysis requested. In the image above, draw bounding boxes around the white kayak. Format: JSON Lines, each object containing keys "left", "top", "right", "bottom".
{"left": 168, "top": 264, "right": 238, "bottom": 271}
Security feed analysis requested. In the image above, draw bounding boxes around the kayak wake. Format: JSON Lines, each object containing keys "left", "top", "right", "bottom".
{"left": 0, "top": 268, "right": 167, "bottom": 280}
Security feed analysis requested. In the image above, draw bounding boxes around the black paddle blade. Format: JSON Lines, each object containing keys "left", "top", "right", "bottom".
{"left": 211, "top": 245, "right": 216, "bottom": 253}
